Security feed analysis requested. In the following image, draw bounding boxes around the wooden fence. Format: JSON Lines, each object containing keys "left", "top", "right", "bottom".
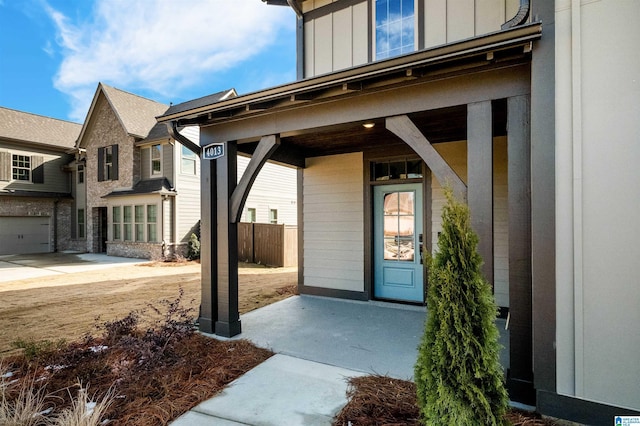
{"left": 238, "top": 223, "right": 298, "bottom": 267}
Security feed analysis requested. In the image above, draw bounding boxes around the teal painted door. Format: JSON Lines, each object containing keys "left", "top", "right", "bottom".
{"left": 373, "top": 184, "right": 424, "bottom": 302}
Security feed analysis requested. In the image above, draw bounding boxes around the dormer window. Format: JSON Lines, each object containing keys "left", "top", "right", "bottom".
{"left": 375, "top": 0, "right": 416, "bottom": 60}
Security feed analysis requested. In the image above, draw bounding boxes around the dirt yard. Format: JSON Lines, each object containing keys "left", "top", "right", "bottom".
{"left": 0, "top": 261, "right": 297, "bottom": 358}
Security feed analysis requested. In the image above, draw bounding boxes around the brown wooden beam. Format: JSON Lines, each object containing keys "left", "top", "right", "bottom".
{"left": 467, "top": 101, "right": 493, "bottom": 285}
{"left": 386, "top": 115, "right": 467, "bottom": 200}
{"left": 215, "top": 142, "right": 241, "bottom": 337}
{"left": 507, "top": 94, "right": 534, "bottom": 403}
{"left": 230, "top": 135, "right": 280, "bottom": 223}
{"left": 199, "top": 153, "right": 216, "bottom": 334}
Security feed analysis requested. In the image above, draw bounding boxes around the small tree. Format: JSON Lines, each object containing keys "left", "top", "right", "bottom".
{"left": 187, "top": 233, "right": 200, "bottom": 260}
{"left": 414, "top": 189, "right": 508, "bottom": 425}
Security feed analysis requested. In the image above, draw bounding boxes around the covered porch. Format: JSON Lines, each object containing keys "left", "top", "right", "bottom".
{"left": 157, "top": 22, "right": 546, "bottom": 405}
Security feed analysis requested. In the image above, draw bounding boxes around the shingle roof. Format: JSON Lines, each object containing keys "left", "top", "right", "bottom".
{"left": 100, "top": 84, "right": 169, "bottom": 138}
{"left": 159, "top": 89, "right": 237, "bottom": 119}
{"left": 0, "top": 107, "right": 81, "bottom": 150}
{"left": 102, "top": 177, "right": 176, "bottom": 198}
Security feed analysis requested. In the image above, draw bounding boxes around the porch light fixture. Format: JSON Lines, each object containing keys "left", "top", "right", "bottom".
{"left": 363, "top": 123, "right": 375, "bottom": 129}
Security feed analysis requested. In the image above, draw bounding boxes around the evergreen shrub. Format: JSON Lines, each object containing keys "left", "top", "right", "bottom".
{"left": 414, "top": 189, "right": 508, "bottom": 425}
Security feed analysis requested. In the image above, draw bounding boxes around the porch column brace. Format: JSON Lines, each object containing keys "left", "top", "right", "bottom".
{"left": 230, "top": 135, "right": 280, "bottom": 223}
{"left": 215, "top": 142, "right": 241, "bottom": 337}
{"left": 467, "top": 101, "right": 494, "bottom": 286}
{"left": 386, "top": 115, "right": 467, "bottom": 200}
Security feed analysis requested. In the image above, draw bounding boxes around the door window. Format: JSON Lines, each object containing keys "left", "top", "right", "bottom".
{"left": 383, "top": 191, "right": 415, "bottom": 261}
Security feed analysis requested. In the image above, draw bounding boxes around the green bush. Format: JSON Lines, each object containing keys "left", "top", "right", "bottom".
{"left": 187, "top": 233, "right": 200, "bottom": 260}
{"left": 414, "top": 189, "right": 508, "bottom": 425}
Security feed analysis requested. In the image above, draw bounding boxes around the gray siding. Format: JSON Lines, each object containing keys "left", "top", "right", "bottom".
{"left": 0, "top": 141, "right": 72, "bottom": 194}
{"left": 303, "top": 153, "right": 364, "bottom": 292}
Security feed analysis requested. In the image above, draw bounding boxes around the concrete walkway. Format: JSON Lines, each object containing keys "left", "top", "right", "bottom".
{"left": 173, "top": 295, "right": 511, "bottom": 425}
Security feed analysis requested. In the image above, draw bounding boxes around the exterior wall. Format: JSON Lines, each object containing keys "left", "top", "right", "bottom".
{"left": 238, "top": 156, "right": 298, "bottom": 226}
{"left": 107, "top": 241, "right": 163, "bottom": 259}
{"left": 430, "top": 138, "right": 509, "bottom": 308}
{"left": 83, "top": 95, "right": 137, "bottom": 253}
{"left": 174, "top": 127, "right": 201, "bottom": 244}
{"left": 0, "top": 196, "right": 72, "bottom": 253}
{"left": 303, "top": 152, "right": 364, "bottom": 292}
{"left": 0, "top": 141, "right": 72, "bottom": 193}
{"left": 302, "top": 0, "right": 522, "bottom": 77}
{"left": 555, "top": 0, "right": 640, "bottom": 410}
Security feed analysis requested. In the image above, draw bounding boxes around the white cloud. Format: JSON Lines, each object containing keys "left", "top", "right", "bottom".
{"left": 46, "top": 0, "right": 293, "bottom": 121}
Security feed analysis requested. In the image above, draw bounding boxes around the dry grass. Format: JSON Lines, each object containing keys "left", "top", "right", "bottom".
{"left": 334, "top": 375, "right": 561, "bottom": 426}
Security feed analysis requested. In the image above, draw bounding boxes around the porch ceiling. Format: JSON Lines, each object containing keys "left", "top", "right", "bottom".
{"left": 237, "top": 101, "right": 507, "bottom": 160}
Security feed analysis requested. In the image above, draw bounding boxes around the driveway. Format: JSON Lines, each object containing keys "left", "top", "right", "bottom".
{"left": 0, "top": 252, "right": 146, "bottom": 282}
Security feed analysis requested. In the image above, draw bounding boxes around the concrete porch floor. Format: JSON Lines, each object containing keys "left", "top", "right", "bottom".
{"left": 228, "top": 294, "right": 509, "bottom": 380}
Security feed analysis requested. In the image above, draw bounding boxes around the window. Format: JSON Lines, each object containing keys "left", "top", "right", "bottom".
{"left": 123, "top": 206, "right": 133, "bottom": 241}
{"left": 78, "top": 164, "right": 84, "bottom": 184}
{"left": 112, "top": 206, "right": 121, "bottom": 240}
{"left": 135, "top": 205, "right": 144, "bottom": 242}
{"left": 181, "top": 145, "right": 197, "bottom": 175}
{"left": 151, "top": 144, "right": 162, "bottom": 175}
{"left": 147, "top": 205, "right": 157, "bottom": 242}
{"left": 246, "top": 208, "right": 256, "bottom": 223}
{"left": 372, "top": 159, "right": 422, "bottom": 181}
{"left": 77, "top": 209, "right": 85, "bottom": 239}
{"left": 375, "top": 0, "right": 415, "bottom": 60}
{"left": 98, "top": 145, "right": 118, "bottom": 181}
{"left": 12, "top": 155, "right": 30, "bottom": 181}
{"left": 383, "top": 191, "right": 415, "bottom": 261}
{"left": 269, "top": 209, "right": 278, "bottom": 224}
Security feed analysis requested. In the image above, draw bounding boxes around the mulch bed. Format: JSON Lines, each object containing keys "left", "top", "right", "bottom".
{"left": 333, "top": 375, "right": 560, "bottom": 426}
{"left": 2, "top": 293, "right": 272, "bottom": 426}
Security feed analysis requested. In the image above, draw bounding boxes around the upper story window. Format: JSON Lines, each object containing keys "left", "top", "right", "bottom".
{"left": 98, "top": 145, "right": 118, "bottom": 182}
{"left": 181, "top": 145, "right": 197, "bottom": 175}
{"left": 246, "top": 208, "right": 256, "bottom": 223}
{"left": 269, "top": 208, "right": 278, "bottom": 224}
{"left": 151, "top": 144, "right": 162, "bottom": 175}
{"left": 12, "top": 155, "right": 30, "bottom": 181}
{"left": 78, "top": 164, "right": 85, "bottom": 184}
{"left": 375, "top": 0, "right": 415, "bottom": 60}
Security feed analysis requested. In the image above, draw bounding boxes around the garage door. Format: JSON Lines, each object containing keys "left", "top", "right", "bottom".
{"left": 0, "top": 216, "right": 50, "bottom": 255}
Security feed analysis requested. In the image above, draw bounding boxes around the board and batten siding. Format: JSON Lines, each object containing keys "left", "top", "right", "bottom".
{"left": 430, "top": 139, "right": 509, "bottom": 308}
{"left": 174, "top": 128, "right": 201, "bottom": 243}
{"left": 238, "top": 156, "right": 298, "bottom": 226}
{"left": 303, "top": 152, "right": 364, "bottom": 292}
{"left": 303, "top": 0, "right": 523, "bottom": 78}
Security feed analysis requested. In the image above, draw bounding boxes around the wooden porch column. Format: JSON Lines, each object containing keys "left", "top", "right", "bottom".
{"left": 507, "top": 94, "right": 534, "bottom": 403}
{"left": 199, "top": 150, "right": 217, "bottom": 334}
{"left": 467, "top": 101, "right": 494, "bottom": 286}
{"left": 215, "top": 141, "right": 241, "bottom": 337}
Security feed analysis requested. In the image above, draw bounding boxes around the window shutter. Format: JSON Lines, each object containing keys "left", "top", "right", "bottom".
{"left": 31, "top": 156, "right": 44, "bottom": 184}
{"left": 112, "top": 144, "right": 119, "bottom": 180}
{"left": 97, "top": 147, "right": 104, "bottom": 182}
{"left": 0, "top": 151, "right": 9, "bottom": 181}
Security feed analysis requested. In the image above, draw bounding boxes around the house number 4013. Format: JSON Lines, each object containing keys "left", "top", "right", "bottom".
{"left": 202, "top": 143, "right": 225, "bottom": 160}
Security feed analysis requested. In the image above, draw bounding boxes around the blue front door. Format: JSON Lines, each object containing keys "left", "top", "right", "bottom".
{"left": 373, "top": 184, "right": 424, "bottom": 302}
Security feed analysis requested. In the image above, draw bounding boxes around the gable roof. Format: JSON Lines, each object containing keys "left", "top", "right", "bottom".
{"left": 0, "top": 107, "right": 81, "bottom": 151}
{"left": 77, "top": 83, "right": 169, "bottom": 147}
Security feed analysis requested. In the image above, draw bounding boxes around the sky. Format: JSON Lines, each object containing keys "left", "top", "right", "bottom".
{"left": 0, "top": 0, "right": 297, "bottom": 124}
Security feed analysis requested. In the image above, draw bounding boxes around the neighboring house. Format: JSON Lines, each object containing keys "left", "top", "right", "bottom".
{"left": 0, "top": 107, "right": 80, "bottom": 255}
{"left": 73, "top": 83, "right": 295, "bottom": 260}
{"left": 158, "top": 0, "right": 640, "bottom": 422}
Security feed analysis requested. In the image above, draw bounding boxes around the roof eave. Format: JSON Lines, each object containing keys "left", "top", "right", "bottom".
{"left": 157, "top": 22, "right": 542, "bottom": 124}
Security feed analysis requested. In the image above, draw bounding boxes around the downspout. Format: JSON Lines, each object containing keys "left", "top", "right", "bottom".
{"left": 502, "top": 0, "right": 530, "bottom": 29}
{"left": 166, "top": 121, "right": 201, "bottom": 156}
